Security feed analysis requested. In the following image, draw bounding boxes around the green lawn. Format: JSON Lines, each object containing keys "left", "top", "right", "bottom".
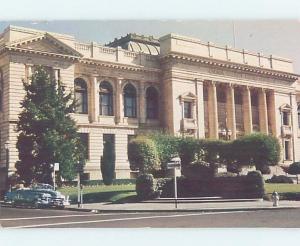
{"left": 58, "top": 184, "right": 136, "bottom": 204}
{"left": 265, "top": 183, "right": 300, "bottom": 194}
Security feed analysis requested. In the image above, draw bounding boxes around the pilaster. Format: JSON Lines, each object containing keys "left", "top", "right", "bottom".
{"left": 226, "top": 84, "right": 236, "bottom": 140}
{"left": 207, "top": 81, "right": 219, "bottom": 139}
{"left": 195, "top": 79, "right": 205, "bottom": 138}
{"left": 115, "top": 78, "right": 124, "bottom": 124}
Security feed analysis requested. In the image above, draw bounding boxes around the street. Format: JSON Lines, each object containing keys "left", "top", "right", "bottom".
{"left": 1, "top": 206, "right": 300, "bottom": 228}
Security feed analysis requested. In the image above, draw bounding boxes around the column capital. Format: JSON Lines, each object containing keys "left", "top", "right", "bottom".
{"left": 195, "top": 78, "right": 205, "bottom": 84}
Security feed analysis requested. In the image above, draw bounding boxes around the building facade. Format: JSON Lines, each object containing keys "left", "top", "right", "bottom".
{"left": 0, "top": 25, "right": 299, "bottom": 191}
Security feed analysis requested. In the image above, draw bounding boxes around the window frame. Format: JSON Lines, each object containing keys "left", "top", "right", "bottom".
{"left": 123, "top": 83, "right": 137, "bottom": 118}
{"left": 146, "top": 86, "right": 159, "bottom": 120}
{"left": 99, "top": 81, "right": 114, "bottom": 116}
{"left": 74, "top": 78, "right": 88, "bottom": 114}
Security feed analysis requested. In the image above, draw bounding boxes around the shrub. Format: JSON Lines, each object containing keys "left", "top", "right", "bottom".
{"left": 128, "top": 136, "right": 160, "bottom": 174}
{"left": 287, "top": 162, "right": 300, "bottom": 184}
{"left": 256, "top": 165, "right": 271, "bottom": 175}
{"left": 135, "top": 174, "right": 158, "bottom": 199}
{"left": 245, "top": 171, "right": 265, "bottom": 198}
{"left": 265, "top": 175, "right": 294, "bottom": 184}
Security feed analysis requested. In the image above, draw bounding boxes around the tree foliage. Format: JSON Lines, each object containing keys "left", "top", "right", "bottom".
{"left": 15, "top": 66, "right": 85, "bottom": 185}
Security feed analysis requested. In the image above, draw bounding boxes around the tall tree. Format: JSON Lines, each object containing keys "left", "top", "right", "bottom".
{"left": 15, "top": 66, "right": 85, "bottom": 185}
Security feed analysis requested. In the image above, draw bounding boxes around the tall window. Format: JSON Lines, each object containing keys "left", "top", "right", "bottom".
{"left": 297, "top": 104, "right": 300, "bottom": 128}
{"left": 251, "top": 91, "right": 259, "bottom": 131}
{"left": 217, "top": 87, "right": 227, "bottom": 129}
{"left": 234, "top": 89, "right": 244, "bottom": 132}
{"left": 123, "top": 84, "right": 137, "bottom": 118}
{"left": 184, "top": 101, "right": 192, "bottom": 119}
{"left": 283, "top": 111, "right": 289, "bottom": 126}
{"left": 146, "top": 87, "right": 159, "bottom": 119}
{"left": 74, "top": 78, "right": 88, "bottom": 114}
{"left": 0, "top": 69, "right": 3, "bottom": 112}
{"left": 79, "top": 133, "right": 89, "bottom": 160}
{"left": 99, "top": 81, "right": 113, "bottom": 116}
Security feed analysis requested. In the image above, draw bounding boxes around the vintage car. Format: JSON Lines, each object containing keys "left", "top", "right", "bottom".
{"left": 4, "top": 183, "right": 70, "bottom": 208}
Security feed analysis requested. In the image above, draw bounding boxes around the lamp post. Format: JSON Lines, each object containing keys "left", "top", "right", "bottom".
{"left": 4, "top": 141, "right": 9, "bottom": 191}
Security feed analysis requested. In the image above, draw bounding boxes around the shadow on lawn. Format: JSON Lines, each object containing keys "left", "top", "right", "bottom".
{"left": 69, "top": 190, "right": 137, "bottom": 204}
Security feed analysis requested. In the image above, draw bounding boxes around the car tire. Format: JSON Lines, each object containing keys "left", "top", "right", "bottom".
{"left": 11, "top": 201, "right": 16, "bottom": 208}
{"left": 33, "top": 200, "right": 40, "bottom": 209}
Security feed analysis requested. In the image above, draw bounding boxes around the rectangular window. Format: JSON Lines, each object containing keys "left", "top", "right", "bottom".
{"left": 79, "top": 133, "right": 89, "bottom": 160}
{"left": 283, "top": 112, "right": 289, "bottom": 126}
{"left": 284, "top": 140, "right": 290, "bottom": 160}
{"left": 184, "top": 101, "right": 192, "bottom": 119}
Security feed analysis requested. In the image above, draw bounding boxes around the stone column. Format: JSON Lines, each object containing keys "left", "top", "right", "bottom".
{"left": 27, "top": 65, "right": 33, "bottom": 82}
{"left": 54, "top": 69, "right": 59, "bottom": 82}
{"left": 207, "top": 81, "right": 219, "bottom": 139}
{"left": 267, "top": 90, "right": 277, "bottom": 136}
{"left": 258, "top": 88, "right": 268, "bottom": 133}
{"left": 139, "top": 82, "right": 146, "bottom": 124}
{"left": 226, "top": 84, "right": 236, "bottom": 140}
{"left": 195, "top": 79, "right": 205, "bottom": 138}
{"left": 115, "top": 78, "right": 124, "bottom": 124}
{"left": 242, "top": 86, "right": 253, "bottom": 134}
{"left": 89, "top": 76, "right": 99, "bottom": 123}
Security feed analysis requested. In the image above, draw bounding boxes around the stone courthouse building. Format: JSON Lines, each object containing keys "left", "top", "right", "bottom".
{"left": 0, "top": 25, "right": 300, "bottom": 190}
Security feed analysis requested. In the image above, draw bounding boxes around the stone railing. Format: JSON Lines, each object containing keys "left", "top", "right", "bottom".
{"left": 159, "top": 33, "right": 294, "bottom": 73}
{"left": 281, "top": 125, "right": 292, "bottom": 137}
{"left": 74, "top": 41, "right": 159, "bottom": 69}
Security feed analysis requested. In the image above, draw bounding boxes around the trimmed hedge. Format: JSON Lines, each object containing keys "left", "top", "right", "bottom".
{"left": 128, "top": 136, "right": 160, "bottom": 174}
{"left": 266, "top": 175, "right": 294, "bottom": 184}
{"left": 129, "top": 133, "right": 281, "bottom": 177}
{"left": 61, "top": 179, "right": 136, "bottom": 187}
{"left": 160, "top": 171, "right": 265, "bottom": 199}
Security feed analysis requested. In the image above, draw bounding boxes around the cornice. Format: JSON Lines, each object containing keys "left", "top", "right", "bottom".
{"left": 79, "top": 58, "right": 161, "bottom": 74}
{"left": 3, "top": 46, "right": 80, "bottom": 61}
{"left": 160, "top": 52, "right": 299, "bottom": 82}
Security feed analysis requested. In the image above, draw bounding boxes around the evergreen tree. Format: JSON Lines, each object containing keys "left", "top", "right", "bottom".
{"left": 101, "top": 136, "right": 115, "bottom": 185}
{"left": 15, "top": 66, "right": 85, "bottom": 185}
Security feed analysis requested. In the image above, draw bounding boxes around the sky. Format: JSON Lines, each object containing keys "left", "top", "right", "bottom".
{"left": 1, "top": 20, "right": 300, "bottom": 74}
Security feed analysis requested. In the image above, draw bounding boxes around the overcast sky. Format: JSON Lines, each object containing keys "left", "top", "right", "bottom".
{"left": 1, "top": 20, "right": 300, "bottom": 74}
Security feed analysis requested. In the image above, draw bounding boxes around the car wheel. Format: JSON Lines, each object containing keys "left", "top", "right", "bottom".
{"left": 33, "top": 200, "right": 40, "bottom": 209}
{"left": 11, "top": 201, "right": 16, "bottom": 208}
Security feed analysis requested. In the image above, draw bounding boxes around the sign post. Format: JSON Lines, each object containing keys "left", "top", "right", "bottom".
{"left": 76, "top": 162, "right": 84, "bottom": 208}
{"left": 167, "top": 157, "right": 181, "bottom": 209}
{"left": 53, "top": 163, "right": 59, "bottom": 190}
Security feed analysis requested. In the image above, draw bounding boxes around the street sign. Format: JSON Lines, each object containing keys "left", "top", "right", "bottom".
{"left": 54, "top": 163, "right": 59, "bottom": 171}
{"left": 167, "top": 162, "right": 181, "bottom": 169}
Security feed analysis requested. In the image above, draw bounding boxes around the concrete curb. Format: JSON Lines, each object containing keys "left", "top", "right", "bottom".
{"left": 64, "top": 206, "right": 300, "bottom": 214}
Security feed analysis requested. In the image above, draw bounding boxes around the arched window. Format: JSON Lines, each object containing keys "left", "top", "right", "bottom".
{"left": 298, "top": 104, "right": 300, "bottom": 129}
{"left": 0, "top": 70, "right": 3, "bottom": 112}
{"left": 123, "top": 83, "right": 137, "bottom": 118}
{"left": 74, "top": 78, "right": 88, "bottom": 114}
{"left": 146, "top": 87, "right": 159, "bottom": 119}
{"left": 99, "top": 81, "right": 113, "bottom": 116}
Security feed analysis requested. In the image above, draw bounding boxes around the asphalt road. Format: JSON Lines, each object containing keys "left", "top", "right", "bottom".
{"left": 1, "top": 206, "right": 300, "bottom": 228}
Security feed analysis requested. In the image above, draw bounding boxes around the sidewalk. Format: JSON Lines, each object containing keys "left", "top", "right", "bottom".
{"left": 66, "top": 200, "right": 300, "bottom": 213}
